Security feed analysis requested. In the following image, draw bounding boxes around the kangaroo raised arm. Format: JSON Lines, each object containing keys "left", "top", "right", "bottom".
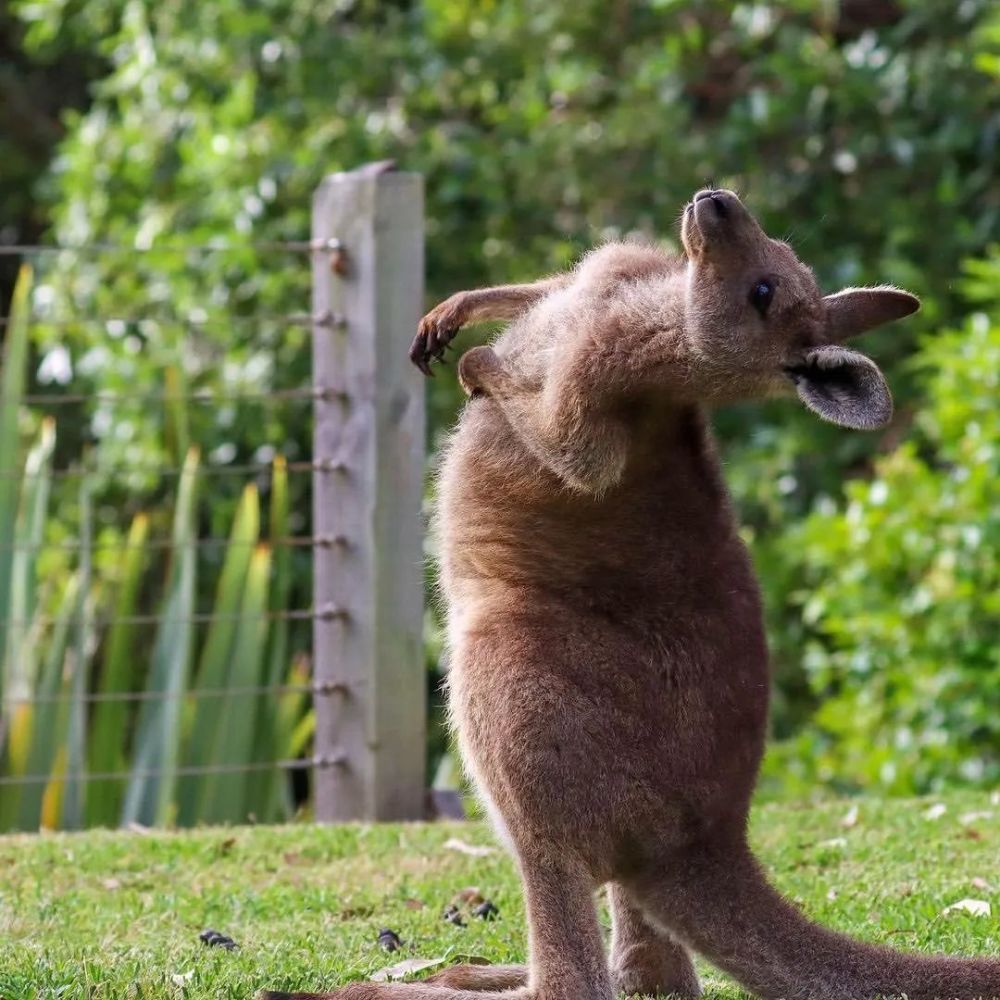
{"left": 409, "top": 274, "right": 571, "bottom": 374}
{"left": 266, "top": 191, "right": 998, "bottom": 1000}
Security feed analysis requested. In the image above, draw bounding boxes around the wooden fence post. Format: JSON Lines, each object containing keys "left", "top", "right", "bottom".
{"left": 311, "top": 165, "right": 426, "bottom": 821}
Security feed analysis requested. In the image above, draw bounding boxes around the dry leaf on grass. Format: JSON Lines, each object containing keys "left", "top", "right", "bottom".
{"left": 941, "top": 898, "right": 991, "bottom": 918}
{"left": 959, "top": 811, "right": 994, "bottom": 825}
{"left": 371, "top": 956, "right": 493, "bottom": 982}
{"left": 443, "top": 838, "right": 496, "bottom": 857}
{"left": 371, "top": 957, "right": 448, "bottom": 982}
{"left": 817, "top": 837, "right": 848, "bottom": 849}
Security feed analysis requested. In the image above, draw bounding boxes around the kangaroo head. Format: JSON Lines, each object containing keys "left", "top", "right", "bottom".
{"left": 451, "top": 189, "right": 920, "bottom": 494}
{"left": 681, "top": 188, "right": 919, "bottom": 429}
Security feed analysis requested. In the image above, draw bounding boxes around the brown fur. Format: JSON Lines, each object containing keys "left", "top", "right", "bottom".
{"left": 265, "top": 190, "right": 997, "bottom": 1000}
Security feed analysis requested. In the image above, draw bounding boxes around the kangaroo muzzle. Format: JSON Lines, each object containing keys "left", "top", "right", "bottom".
{"left": 682, "top": 188, "right": 764, "bottom": 260}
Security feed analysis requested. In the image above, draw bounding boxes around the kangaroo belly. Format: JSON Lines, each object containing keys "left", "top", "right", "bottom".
{"left": 446, "top": 594, "right": 768, "bottom": 870}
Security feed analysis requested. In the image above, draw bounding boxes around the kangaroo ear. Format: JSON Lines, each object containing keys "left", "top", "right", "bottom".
{"left": 785, "top": 346, "right": 893, "bottom": 430}
{"left": 823, "top": 286, "right": 920, "bottom": 341}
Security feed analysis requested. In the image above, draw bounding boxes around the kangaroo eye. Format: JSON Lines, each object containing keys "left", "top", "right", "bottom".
{"left": 750, "top": 280, "right": 773, "bottom": 316}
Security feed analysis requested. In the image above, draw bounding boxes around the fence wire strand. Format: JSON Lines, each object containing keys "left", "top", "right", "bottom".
{"left": 0, "top": 757, "right": 330, "bottom": 788}
{"left": 14, "top": 386, "right": 332, "bottom": 407}
{"left": 3, "top": 681, "right": 326, "bottom": 707}
{"left": 0, "top": 460, "right": 327, "bottom": 482}
{"left": 0, "top": 238, "right": 340, "bottom": 256}
{"left": 0, "top": 533, "right": 346, "bottom": 555}
{"left": 0, "top": 606, "right": 345, "bottom": 631}
{"left": 0, "top": 312, "right": 318, "bottom": 330}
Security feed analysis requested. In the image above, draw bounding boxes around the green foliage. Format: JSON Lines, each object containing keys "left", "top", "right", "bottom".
{"left": 3, "top": 0, "right": 1000, "bottom": 804}
{"left": 17, "top": 0, "right": 999, "bottom": 487}
{"left": 0, "top": 7, "right": 104, "bottom": 311}
{"left": 763, "top": 255, "right": 1000, "bottom": 796}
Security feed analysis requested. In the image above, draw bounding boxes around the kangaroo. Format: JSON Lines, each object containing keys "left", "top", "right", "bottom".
{"left": 265, "top": 189, "right": 1000, "bottom": 1000}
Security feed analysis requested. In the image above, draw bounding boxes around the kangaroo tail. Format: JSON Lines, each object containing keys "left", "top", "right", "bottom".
{"left": 636, "top": 842, "right": 1000, "bottom": 1000}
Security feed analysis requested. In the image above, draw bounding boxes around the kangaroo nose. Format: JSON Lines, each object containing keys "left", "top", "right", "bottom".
{"left": 693, "top": 188, "right": 730, "bottom": 219}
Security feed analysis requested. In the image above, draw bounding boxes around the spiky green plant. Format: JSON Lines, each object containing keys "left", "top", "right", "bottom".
{"left": 85, "top": 513, "right": 150, "bottom": 827}
{"left": 0, "top": 268, "right": 309, "bottom": 829}
{"left": 122, "top": 447, "right": 200, "bottom": 827}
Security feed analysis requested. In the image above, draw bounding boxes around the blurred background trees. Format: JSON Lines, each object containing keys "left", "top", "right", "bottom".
{"left": 0, "top": 0, "right": 997, "bottom": 817}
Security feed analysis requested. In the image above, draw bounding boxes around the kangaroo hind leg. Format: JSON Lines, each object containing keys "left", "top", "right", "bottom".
{"left": 609, "top": 883, "right": 701, "bottom": 998}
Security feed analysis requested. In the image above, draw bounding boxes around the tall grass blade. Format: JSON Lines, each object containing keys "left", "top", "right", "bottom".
{"left": 0, "top": 265, "right": 33, "bottom": 717}
{"left": 62, "top": 475, "right": 93, "bottom": 829}
{"left": 249, "top": 456, "right": 292, "bottom": 820}
{"left": 163, "top": 366, "right": 190, "bottom": 466}
{"left": 272, "top": 654, "right": 312, "bottom": 820}
{"left": 0, "top": 418, "right": 56, "bottom": 829}
{"left": 86, "top": 513, "right": 149, "bottom": 827}
{"left": 122, "top": 448, "right": 199, "bottom": 827}
{"left": 177, "top": 483, "right": 259, "bottom": 825}
{"left": 195, "top": 544, "right": 271, "bottom": 824}
{"left": 17, "top": 574, "right": 81, "bottom": 830}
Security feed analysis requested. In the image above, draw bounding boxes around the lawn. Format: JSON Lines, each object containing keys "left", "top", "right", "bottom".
{"left": 0, "top": 792, "right": 997, "bottom": 1000}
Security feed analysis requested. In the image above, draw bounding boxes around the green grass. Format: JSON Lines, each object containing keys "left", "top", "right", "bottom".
{"left": 0, "top": 793, "right": 997, "bottom": 1000}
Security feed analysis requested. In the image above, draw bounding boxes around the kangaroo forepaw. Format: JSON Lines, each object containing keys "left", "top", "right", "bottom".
{"left": 410, "top": 293, "right": 470, "bottom": 375}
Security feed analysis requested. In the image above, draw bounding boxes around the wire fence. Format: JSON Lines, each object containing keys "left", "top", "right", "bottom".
{"left": 0, "top": 232, "right": 346, "bottom": 823}
{"left": 0, "top": 166, "right": 428, "bottom": 831}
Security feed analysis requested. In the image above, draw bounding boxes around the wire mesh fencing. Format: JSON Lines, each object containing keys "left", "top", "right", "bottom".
{"left": 0, "top": 165, "right": 427, "bottom": 832}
